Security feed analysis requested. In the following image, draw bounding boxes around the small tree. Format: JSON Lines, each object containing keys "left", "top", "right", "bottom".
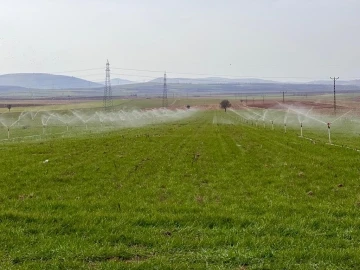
{"left": 6, "top": 104, "right": 12, "bottom": 112}
{"left": 186, "top": 105, "right": 190, "bottom": 109}
{"left": 220, "top": 100, "right": 231, "bottom": 112}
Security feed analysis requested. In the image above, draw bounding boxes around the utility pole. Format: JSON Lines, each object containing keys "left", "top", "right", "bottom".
{"left": 162, "top": 72, "right": 168, "bottom": 107}
{"left": 330, "top": 77, "right": 339, "bottom": 114}
{"left": 281, "top": 91, "right": 287, "bottom": 103}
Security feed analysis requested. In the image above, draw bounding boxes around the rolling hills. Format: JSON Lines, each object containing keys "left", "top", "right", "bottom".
{"left": 0, "top": 73, "right": 102, "bottom": 89}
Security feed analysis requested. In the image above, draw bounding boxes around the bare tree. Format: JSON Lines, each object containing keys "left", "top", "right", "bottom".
{"left": 6, "top": 104, "right": 12, "bottom": 112}
{"left": 220, "top": 100, "right": 231, "bottom": 112}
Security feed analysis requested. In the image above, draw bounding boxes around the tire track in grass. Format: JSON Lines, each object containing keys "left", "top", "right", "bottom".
{"left": 128, "top": 112, "right": 221, "bottom": 247}
{"left": 211, "top": 110, "right": 342, "bottom": 181}
{"left": 207, "top": 111, "right": 349, "bottom": 199}
{"left": 123, "top": 112, "right": 210, "bottom": 211}
{"left": 219, "top": 115, "right": 360, "bottom": 206}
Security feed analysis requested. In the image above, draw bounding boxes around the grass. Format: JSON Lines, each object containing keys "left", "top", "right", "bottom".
{"left": 1, "top": 110, "right": 360, "bottom": 269}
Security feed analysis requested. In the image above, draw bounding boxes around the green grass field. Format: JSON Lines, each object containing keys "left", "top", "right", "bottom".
{"left": 1, "top": 109, "right": 360, "bottom": 269}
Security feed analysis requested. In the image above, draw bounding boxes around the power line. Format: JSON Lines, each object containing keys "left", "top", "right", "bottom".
{"left": 111, "top": 67, "right": 329, "bottom": 79}
{"left": 112, "top": 67, "right": 164, "bottom": 73}
{"left": 49, "top": 68, "right": 103, "bottom": 74}
{"left": 9, "top": 64, "right": 359, "bottom": 81}
{"left": 111, "top": 73, "right": 158, "bottom": 79}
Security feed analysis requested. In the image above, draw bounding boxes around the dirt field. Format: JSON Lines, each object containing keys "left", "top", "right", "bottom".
{"left": 2, "top": 95, "right": 359, "bottom": 117}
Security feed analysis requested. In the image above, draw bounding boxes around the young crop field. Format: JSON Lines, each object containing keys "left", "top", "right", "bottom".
{"left": 1, "top": 109, "right": 360, "bottom": 269}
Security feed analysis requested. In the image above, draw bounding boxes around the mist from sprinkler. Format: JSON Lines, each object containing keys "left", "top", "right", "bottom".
{"left": 283, "top": 108, "right": 290, "bottom": 133}
{"left": 72, "top": 111, "right": 97, "bottom": 130}
{"left": 0, "top": 112, "right": 31, "bottom": 139}
{"left": 332, "top": 110, "right": 352, "bottom": 124}
{"left": 279, "top": 105, "right": 327, "bottom": 137}
{"left": 230, "top": 104, "right": 360, "bottom": 148}
{"left": 1, "top": 108, "right": 197, "bottom": 140}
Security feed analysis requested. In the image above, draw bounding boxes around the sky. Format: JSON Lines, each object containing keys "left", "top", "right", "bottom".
{"left": 0, "top": 0, "right": 359, "bottom": 82}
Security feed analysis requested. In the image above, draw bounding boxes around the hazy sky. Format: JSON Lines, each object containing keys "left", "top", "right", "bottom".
{"left": 0, "top": 0, "right": 359, "bottom": 82}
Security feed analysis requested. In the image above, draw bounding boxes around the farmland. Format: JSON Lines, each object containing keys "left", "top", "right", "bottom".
{"left": 0, "top": 97, "right": 360, "bottom": 269}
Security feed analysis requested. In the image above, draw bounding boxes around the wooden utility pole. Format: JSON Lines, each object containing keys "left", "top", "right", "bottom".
{"left": 330, "top": 77, "right": 339, "bottom": 114}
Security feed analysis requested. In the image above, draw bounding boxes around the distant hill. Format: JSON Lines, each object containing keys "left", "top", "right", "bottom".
{"left": 0, "top": 85, "right": 29, "bottom": 91}
{"left": 111, "top": 81, "right": 360, "bottom": 97}
{"left": 149, "top": 77, "right": 278, "bottom": 84}
{"left": 0, "top": 73, "right": 102, "bottom": 89}
{"left": 309, "top": 79, "right": 360, "bottom": 86}
{"left": 111, "top": 78, "right": 133, "bottom": 85}
{"left": 97, "top": 78, "right": 134, "bottom": 86}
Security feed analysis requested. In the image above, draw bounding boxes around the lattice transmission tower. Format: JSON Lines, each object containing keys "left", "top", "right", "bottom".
{"left": 162, "top": 72, "right": 168, "bottom": 108}
{"left": 103, "top": 60, "right": 113, "bottom": 110}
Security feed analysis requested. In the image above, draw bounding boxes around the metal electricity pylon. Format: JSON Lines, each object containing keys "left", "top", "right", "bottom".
{"left": 103, "top": 60, "right": 113, "bottom": 110}
{"left": 162, "top": 72, "right": 168, "bottom": 107}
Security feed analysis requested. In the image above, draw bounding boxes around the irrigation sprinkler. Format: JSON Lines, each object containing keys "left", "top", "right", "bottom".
{"left": 300, "top": 122, "right": 303, "bottom": 137}
{"left": 263, "top": 120, "right": 265, "bottom": 128}
{"left": 271, "top": 120, "right": 274, "bottom": 130}
{"left": 0, "top": 108, "right": 196, "bottom": 140}
{"left": 328, "top": 122, "right": 331, "bottom": 144}
{"left": 284, "top": 123, "right": 287, "bottom": 133}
